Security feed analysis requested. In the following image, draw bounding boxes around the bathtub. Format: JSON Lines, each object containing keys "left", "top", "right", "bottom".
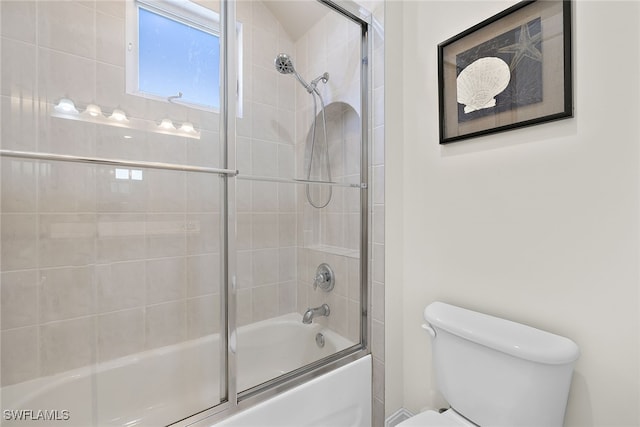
{"left": 1, "top": 313, "right": 357, "bottom": 427}
{"left": 213, "top": 354, "right": 371, "bottom": 427}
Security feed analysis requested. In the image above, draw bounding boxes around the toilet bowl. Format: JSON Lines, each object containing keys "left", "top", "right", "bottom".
{"left": 397, "top": 302, "right": 580, "bottom": 427}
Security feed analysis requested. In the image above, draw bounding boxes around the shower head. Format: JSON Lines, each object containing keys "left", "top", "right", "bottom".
{"left": 275, "top": 53, "right": 328, "bottom": 95}
{"left": 275, "top": 53, "right": 295, "bottom": 74}
{"left": 275, "top": 53, "right": 312, "bottom": 92}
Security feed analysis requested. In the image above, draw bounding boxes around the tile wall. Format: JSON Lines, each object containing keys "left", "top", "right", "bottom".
{"left": 291, "top": 5, "right": 363, "bottom": 345}
{"left": 234, "top": 0, "right": 300, "bottom": 328}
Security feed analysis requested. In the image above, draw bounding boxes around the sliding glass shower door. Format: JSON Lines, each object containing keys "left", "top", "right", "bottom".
{"left": 231, "top": 0, "right": 368, "bottom": 395}
{"left": 1, "top": 0, "right": 227, "bottom": 424}
{"left": 1, "top": 0, "right": 370, "bottom": 424}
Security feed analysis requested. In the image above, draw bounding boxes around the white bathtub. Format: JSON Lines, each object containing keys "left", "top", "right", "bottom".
{"left": 213, "top": 355, "right": 371, "bottom": 427}
{"left": 1, "top": 313, "right": 355, "bottom": 427}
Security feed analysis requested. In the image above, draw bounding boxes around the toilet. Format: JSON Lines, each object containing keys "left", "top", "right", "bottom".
{"left": 398, "top": 302, "right": 580, "bottom": 427}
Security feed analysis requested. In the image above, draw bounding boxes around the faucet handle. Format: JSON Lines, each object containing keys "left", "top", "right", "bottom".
{"left": 313, "top": 263, "right": 334, "bottom": 292}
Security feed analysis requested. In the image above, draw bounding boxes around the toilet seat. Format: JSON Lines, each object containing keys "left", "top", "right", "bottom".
{"left": 396, "top": 409, "right": 477, "bottom": 427}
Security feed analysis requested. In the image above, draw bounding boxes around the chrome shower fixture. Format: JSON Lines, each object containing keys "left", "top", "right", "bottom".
{"left": 274, "top": 53, "right": 295, "bottom": 74}
{"left": 274, "top": 53, "right": 329, "bottom": 94}
{"left": 274, "top": 53, "right": 333, "bottom": 209}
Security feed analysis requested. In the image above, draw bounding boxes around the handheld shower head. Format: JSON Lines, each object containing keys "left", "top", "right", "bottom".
{"left": 274, "top": 53, "right": 315, "bottom": 92}
{"left": 275, "top": 53, "right": 295, "bottom": 74}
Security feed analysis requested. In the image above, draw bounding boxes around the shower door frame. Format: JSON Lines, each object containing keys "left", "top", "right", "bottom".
{"left": 173, "top": 0, "right": 373, "bottom": 425}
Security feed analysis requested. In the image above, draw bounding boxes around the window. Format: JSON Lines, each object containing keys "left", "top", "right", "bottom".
{"left": 126, "top": 0, "right": 240, "bottom": 112}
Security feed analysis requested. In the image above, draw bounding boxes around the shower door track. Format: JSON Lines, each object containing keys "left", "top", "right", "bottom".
{"left": 0, "top": 149, "right": 239, "bottom": 176}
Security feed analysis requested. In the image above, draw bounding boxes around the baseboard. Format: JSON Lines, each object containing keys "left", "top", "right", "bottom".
{"left": 384, "top": 408, "right": 414, "bottom": 427}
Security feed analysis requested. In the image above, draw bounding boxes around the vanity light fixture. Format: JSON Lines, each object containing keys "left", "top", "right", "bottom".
{"left": 51, "top": 98, "right": 199, "bottom": 139}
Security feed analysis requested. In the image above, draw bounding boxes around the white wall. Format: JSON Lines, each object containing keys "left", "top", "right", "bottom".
{"left": 386, "top": 1, "right": 640, "bottom": 426}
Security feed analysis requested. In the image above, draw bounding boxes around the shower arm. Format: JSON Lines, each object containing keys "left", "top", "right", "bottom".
{"left": 292, "top": 71, "right": 313, "bottom": 93}
{"left": 294, "top": 71, "right": 329, "bottom": 94}
{"left": 309, "top": 72, "right": 330, "bottom": 90}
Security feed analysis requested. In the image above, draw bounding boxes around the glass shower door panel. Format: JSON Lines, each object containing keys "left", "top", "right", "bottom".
{"left": 93, "top": 165, "right": 225, "bottom": 426}
{"left": 235, "top": 179, "right": 358, "bottom": 393}
{"left": 0, "top": 160, "right": 225, "bottom": 426}
{"left": 233, "top": 0, "right": 364, "bottom": 393}
{"left": 0, "top": 0, "right": 225, "bottom": 424}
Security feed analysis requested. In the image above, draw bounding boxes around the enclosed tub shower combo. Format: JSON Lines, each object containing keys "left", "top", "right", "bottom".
{"left": 0, "top": 0, "right": 375, "bottom": 425}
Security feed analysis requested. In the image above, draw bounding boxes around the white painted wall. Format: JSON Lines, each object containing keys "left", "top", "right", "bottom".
{"left": 385, "top": 1, "right": 640, "bottom": 426}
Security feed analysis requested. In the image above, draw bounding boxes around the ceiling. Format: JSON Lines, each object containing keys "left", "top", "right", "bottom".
{"left": 262, "top": 0, "right": 331, "bottom": 41}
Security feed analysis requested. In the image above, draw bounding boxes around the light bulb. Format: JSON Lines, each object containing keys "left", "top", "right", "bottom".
{"left": 159, "top": 118, "right": 176, "bottom": 130}
{"left": 180, "top": 122, "right": 196, "bottom": 133}
{"left": 54, "top": 98, "right": 79, "bottom": 114}
{"left": 109, "top": 109, "right": 128, "bottom": 122}
{"left": 85, "top": 104, "right": 102, "bottom": 117}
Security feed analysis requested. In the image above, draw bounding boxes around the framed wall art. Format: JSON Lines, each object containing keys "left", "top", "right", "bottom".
{"left": 438, "top": 0, "right": 572, "bottom": 144}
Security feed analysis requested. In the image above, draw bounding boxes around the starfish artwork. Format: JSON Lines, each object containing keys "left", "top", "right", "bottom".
{"left": 455, "top": 18, "right": 543, "bottom": 123}
{"left": 497, "top": 23, "right": 543, "bottom": 71}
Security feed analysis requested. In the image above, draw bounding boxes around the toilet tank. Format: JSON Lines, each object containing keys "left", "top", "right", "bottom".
{"left": 424, "top": 302, "right": 580, "bottom": 427}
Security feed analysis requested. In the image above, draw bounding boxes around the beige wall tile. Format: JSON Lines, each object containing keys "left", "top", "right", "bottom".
{"left": 97, "top": 308, "right": 144, "bottom": 361}
{"left": 1, "top": 158, "right": 37, "bottom": 213}
{"left": 1, "top": 270, "right": 39, "bottom": 329}
{"left": 252, "top": 213, "right": 278, "bottom": 249}
{"left": 1, "top": 38, "right": 36, "bottom": 98}
{"left": 0, "top": 1, "right": 36, "bottom": 43}
{"left": 1, "top": 95, "right": 38, "bottom": 151}
{"left": 145, "top": 301, "right": 186, "bottom": 349}
{"left": 1, "top": 326, "right": 39, "bottom": 386}
{"left": 236, "top": 250, "right": 253, "bottom": 290}
{"left": 187, "top": 213, "right": 221, "bottom": 255}
{"left": 1, "top": 213, "right": 37, "bottom": 270}
{"left": 187, "top": 294, "right": 220, "bottom": 338}
{"left": 38, "top": 114, "right": 97, "bottom": 156}
{"left": 96, "top": 213, "right": 147, "bottom": 262}
{"left": 186, "top": 253, "right": 221, "bottom": 297}
{"left": 278, "top": 247, "right": 296, "bottom": 283}
{"left": 186, "top": 172, "right": 221, "bottom": 213}
{"left": 96, "top": 11, "right": 124, "bottom": 66}
{"left": 38, "top": 1, "right": 96, "bottom": 59}
{"left": 38, "top": 214, "right": 96, "bottom": 268}
{"left": 278, "top": 281, "right": 296, "bottom": 314}
{"left": 145, "top": 170, "right": 186, "bottom": 212}
{"left": 38, "top": 162, "right": 97, "bottom": 213}
{"left": 39, "top": 266, "right": 95, "bottom": 322}
{"left": 38, "top": 48, "right": 95, "bottom": 106}
{"left": 96, "top": 261, "right": 145, "bottom": 313}
{"left": 145, "top": 213, "right": 187, "bottom": 258}
{"left": 40, "top": 317, "right": 95, "bottom": 376}
{"left": 146, "top": 257, "right": 186, "bottom": 305}
{"left": 252, "top": 249, "right": 278, "bottom": 286}
{"left": 96, "top": 0, "right": 126, "bottom": 18}
{"left": 252, "top": 284, "right": 278, "bottom": 322}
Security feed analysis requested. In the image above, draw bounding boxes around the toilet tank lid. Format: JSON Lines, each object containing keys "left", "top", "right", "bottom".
{"left": 424, "top": 302, "right": 580, "bottom": 365}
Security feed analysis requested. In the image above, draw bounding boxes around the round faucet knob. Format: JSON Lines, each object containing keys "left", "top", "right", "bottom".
{"left": 313, "top": 263, "right": 335, "bottom": 292}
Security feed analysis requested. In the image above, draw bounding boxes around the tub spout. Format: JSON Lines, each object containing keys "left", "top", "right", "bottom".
{"left": 302, "top": 304, "right": 330, "bottom": 324}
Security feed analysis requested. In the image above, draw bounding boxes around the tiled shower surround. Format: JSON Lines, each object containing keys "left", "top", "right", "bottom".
{"left": 0, "top": 0, "right": 385, "bottom": 424}
{"left": 1, "top": 0, "right": 225, "bottom": 387}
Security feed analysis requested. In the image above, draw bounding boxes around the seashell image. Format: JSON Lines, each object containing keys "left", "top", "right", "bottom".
{"left": 457, "top": 57, "right": 511, "bottom": 114}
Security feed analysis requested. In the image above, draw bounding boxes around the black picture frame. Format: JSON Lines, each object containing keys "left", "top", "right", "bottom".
{"left": 438, "top": 0, "right": 572, "bottom": 144}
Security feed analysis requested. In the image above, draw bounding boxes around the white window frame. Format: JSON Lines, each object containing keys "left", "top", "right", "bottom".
{"left": 125, "top": 0, "right": 243, "bottom": 114}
